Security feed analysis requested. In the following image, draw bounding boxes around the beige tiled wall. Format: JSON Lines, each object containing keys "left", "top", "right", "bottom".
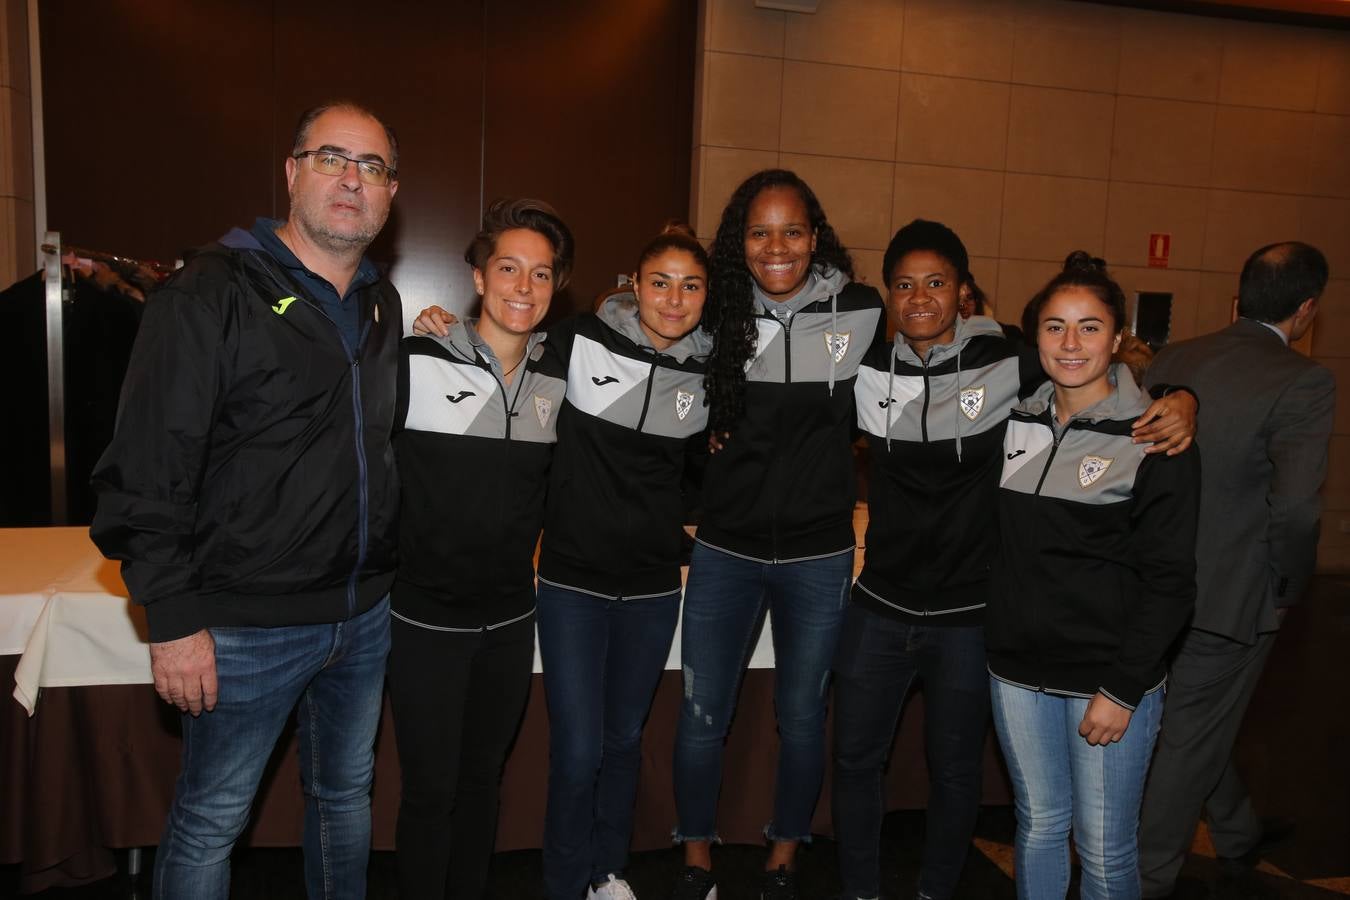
{"left": 0, "top": 0, "right": 35, "bottom": 289}
{"left": 692, "top": 0, "right": 1350, "bottom": 569}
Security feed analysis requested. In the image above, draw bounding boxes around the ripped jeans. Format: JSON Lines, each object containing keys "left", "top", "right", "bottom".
{"left": 673, "top": 541, "right": 854, "bottom": 843}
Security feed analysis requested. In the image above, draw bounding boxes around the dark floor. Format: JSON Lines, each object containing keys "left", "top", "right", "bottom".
{"left": 6, "top": 576, "right": 1348, "bottom": 899}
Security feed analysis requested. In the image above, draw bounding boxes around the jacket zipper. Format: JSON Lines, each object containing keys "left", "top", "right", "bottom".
{"left": 1033, "top": 419, "right": 1066, "bottom": 496}
{"left": 489, "top": 355, "right": 526, "bottom": 437}
{"left": 250, "top": 253, "right": 372, "bottom": 618}
{"left": 295, "top": 302, "right": 367, "bottom": 618}
{"left": 1027, "top": 414, "right": 1067, "bottom": 687}
{"left": 490, "top": 357, "right": 525, "bottom": 602}
{"left": 635, "top": 355, "right": 659, "bottom": 431}
{"left": 919, "top": 354, "right": 933, "bottom": 609}
{"left": 348, "top": 350, "right": 368, "bottom": 618}
{"left": 919, "top": 355, "right": 931, "bottom": 443}
{"left": 772, "top": 315, "right": 793, "bottom": 561}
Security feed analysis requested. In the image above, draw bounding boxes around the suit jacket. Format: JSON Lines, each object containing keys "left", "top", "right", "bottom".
{"left": 1145, "top": 318, "right": 1335, "bottom": 644}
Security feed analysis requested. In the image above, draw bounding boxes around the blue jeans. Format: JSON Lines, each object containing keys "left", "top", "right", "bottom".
{"left": 673, "top": 542, "right": 853, "bottom": 842}
{"left": 536, "top": 582, "right": 680, "bottom": 899}
{"left": 990, "top": 678, "right": 1164, "bottom": 900}
{"left": 153, "top": 596, "right": 391, "bottom": 900}
{"left": 832, "top": 605, "right": 989, "bottom": 900}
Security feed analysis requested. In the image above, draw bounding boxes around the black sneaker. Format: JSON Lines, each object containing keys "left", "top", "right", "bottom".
{"left": 761, "top": 865, "right": 797, "bottom": 900}
{"left": 671, "top": 865, "right": 718, "bottom": 900}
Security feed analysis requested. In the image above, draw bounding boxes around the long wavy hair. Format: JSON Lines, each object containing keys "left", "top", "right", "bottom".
{"left": 701, "top": 169, "right": 853, "bottom": 433}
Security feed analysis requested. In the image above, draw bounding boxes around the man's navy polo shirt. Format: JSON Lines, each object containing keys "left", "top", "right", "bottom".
{"left": 246, "top": 217, "right": 380, "bottom": 355}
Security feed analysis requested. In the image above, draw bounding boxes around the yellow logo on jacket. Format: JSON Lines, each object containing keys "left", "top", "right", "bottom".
{"left": 272, "top": 296, "right": 298, "bottom": 315}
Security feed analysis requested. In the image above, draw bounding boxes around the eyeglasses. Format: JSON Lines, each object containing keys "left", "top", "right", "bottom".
{"left": 293, "top": 150, "right": 397, "bottom": 186}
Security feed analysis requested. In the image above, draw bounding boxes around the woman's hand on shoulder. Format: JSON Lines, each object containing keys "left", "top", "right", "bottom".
{"left": 412, "top": 305, "right": 457, "bottom": 337}
{"left": 1078, "top": 692, "right": 1133, "bottom": 746}
{"left": 1132, "top": 389, "right": 1197, "bottom": 456}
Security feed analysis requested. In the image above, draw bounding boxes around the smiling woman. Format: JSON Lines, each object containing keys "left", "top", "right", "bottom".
{"left": 385, "top": 198, "right": 573, "bottom": 900}
{"left": 987, "top": 251, "right": 1201, "bottom": 900}
{"left": 473, "top": 228, "right": 559, "bottom": 343}
{"left": 669, "top": 169, "right": 884, "bottom": 900}
{"left": 534, "top": 223, "right": 715, "bottom": 900}
{"left": 399, "top": 219, "right": 717, "bottom": 900}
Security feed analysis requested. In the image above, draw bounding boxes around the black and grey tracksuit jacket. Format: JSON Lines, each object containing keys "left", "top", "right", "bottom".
{"left": 853, "top": 315, "right": 1043, "bottom": 625}
{"left": 537, "top": 294, "right": 712, "bottom": 600}
{"left": 986, "top": 367, "right": 1200, "bottom": 710}
{"left": 696, "top": 267, "right": 885, "bottom": 563}
{"left": 392, "top": 321, "right": 566, "bottom": 631}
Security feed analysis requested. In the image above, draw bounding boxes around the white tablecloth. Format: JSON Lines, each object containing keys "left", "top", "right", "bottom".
{"left": 0, "top": 527, "right": 151, "bottom": 714}
{"left": 3, "top": 516, "right": 868, "bottom": 715}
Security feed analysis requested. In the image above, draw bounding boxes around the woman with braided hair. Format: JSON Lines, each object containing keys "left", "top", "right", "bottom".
{"left": 669, "top": 169, "right": 884, "bottom": 900}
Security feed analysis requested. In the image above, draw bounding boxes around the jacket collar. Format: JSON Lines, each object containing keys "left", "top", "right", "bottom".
{"left": 1015, "top": 363, "right": 1148, "bottom": 424}
{"left": 1232, "top": 316, "right": 1290, "bottom": 346}
{"left": 595, "top": 292, "right": 713, "bottom": 363}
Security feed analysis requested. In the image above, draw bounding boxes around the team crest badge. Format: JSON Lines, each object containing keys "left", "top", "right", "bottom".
{"left": 534, "top": 395, "right": 553, "bottom": 429}
{"left": 959, "top": 385, "right": 985, "bottom": 421}
{"left": 675, "top": 389, "right": 695, "bottom": 421}
{"left": 824, "top": 331, "right": 851, "bottom": 363}
{"left": 1078, "top": 455, "right": 1113, "bottom": 488}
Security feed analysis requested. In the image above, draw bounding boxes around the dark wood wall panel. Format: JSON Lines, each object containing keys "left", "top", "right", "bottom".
{"left": 38, "top": 1, "right": 694, "bottom": 320}
{"left": 270, "top": 0, "right": 485, "bottom": 321}
{"left": 39, "top": 0, "right": 275, "bottom": 261}
{"left": 483, "top": 0, "right": 697, "bottom": 317}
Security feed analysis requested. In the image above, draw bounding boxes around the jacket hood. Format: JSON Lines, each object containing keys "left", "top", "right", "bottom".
{"left": 218, "top": 226, "right": 263, "bottom": 251}
{"left": 752, "top": 264, "right": 850, "bottom": 317}
{"left": 893, "top": 313, "right": 1005, "bottom": 367}
{"left": 1016, "top": 363, "right": 1148, "bottom": 423}
{"left": 881, "top": 313, "right": 1009, "bottom": 459}
{"left": 596, "top": 292, "right": 713, "bottom": 364}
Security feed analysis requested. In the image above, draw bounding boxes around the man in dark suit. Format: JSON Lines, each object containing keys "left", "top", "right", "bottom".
{"left": 1138, "top": 242, "right": 1335, "bottom": 898}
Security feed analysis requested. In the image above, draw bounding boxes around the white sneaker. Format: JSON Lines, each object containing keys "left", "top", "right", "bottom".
{"left": 589, "top": 873, "right": 638, "bottom": 900}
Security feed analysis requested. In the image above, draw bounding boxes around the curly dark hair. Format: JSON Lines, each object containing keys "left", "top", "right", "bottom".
{"left": 701, "top": 169, "right": 853, "bottom": 433}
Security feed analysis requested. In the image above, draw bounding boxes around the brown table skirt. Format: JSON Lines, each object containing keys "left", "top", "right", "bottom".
{"left": 1, "top": 656, "right": 1010, "bottom": 892}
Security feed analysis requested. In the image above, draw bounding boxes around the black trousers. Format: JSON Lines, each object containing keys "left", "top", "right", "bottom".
{"left": 386, "top": 612, "right": 535, "bottom": 900}
{"left": 831, "top": 604, "right": 990, "bottom": 900}
{"left": 1137, "top": 626, "right": 1278, "bottom": 896}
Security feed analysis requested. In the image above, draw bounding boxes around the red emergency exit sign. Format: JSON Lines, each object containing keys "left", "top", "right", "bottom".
{"left": 1148, "top": 233, "right": 1171, "bottom": 268}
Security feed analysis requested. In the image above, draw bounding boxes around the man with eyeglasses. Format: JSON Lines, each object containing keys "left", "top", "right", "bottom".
{"left": 91, "top": 101, "right": 402, "bottom": 900}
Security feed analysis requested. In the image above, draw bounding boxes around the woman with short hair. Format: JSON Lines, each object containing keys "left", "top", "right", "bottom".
{"left": 388, "top": 198, "right": 572, "bottom": 900}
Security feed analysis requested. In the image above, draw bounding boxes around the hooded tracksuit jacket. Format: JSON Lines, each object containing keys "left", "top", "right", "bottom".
{"left": 537, "top": 293, "right": 713, "bottom": 599}
{"left": 853, "top": 315, "right": 1044, "bottom": 624}
{"left": 987, "top": 367, "right": 1200, "bottom": 710}
{"left": 90, "top": 232, "right": 402, "bottom": 642}
{"left": 391, "top": 321, "right": 567, "bottom": 630}
{"left": 695, "top": 266, "right": 885, "bottom": 562}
